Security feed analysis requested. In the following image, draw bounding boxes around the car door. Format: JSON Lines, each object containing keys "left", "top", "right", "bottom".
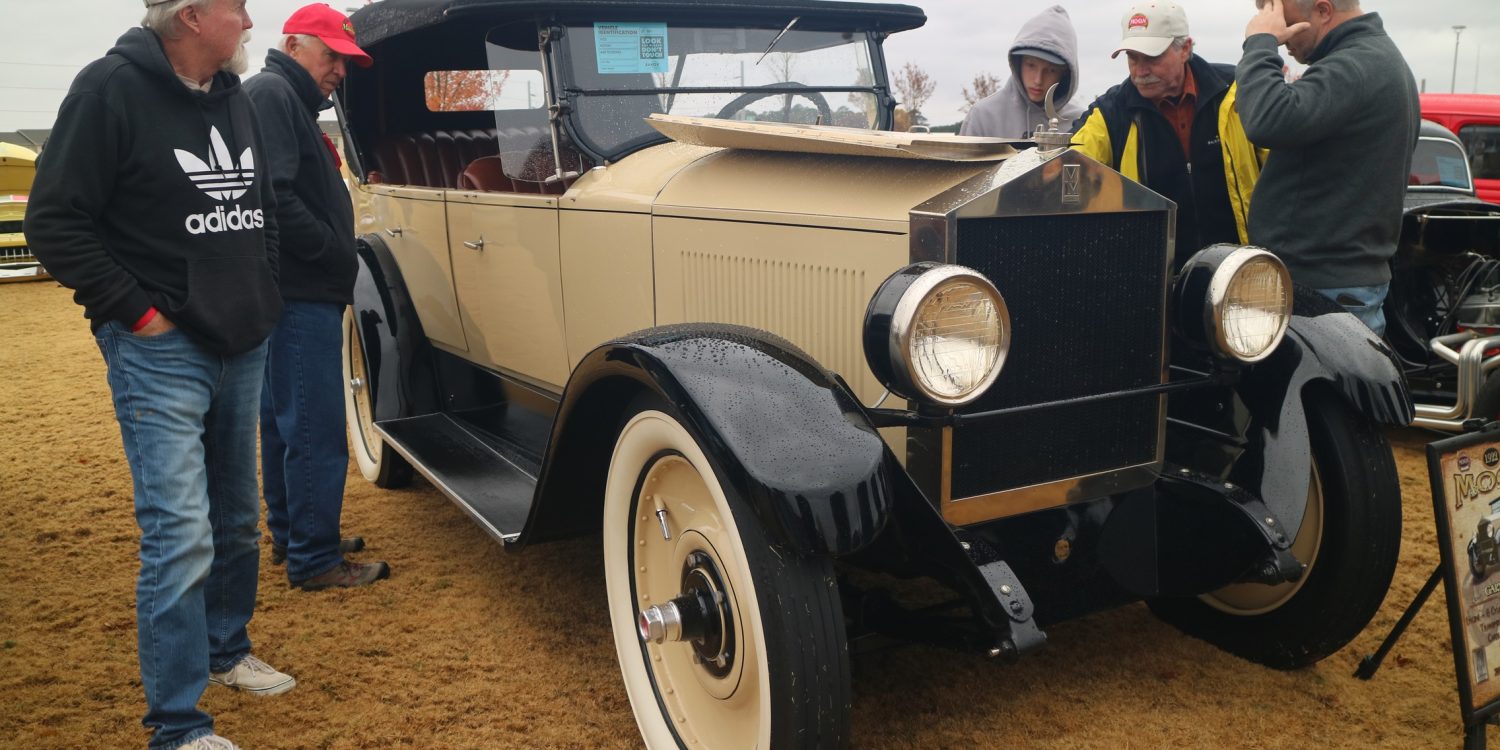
{"left": 366, "top": 185, "right": 469, "bottom": 353}
{"left": 446, "top": 189, "right": 569, "bottom": 389}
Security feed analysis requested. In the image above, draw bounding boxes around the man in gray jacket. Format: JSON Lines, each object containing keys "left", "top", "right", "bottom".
{"left": 960, "top": 5, "right": 1083, "bottom": 139}
{"left": 1235, "top": 0, "right": 1419, "bottom": 334}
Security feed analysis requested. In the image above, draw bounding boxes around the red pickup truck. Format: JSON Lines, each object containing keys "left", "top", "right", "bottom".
{"left": 1422, "top": 93, "right": 1500, "bottom": 204}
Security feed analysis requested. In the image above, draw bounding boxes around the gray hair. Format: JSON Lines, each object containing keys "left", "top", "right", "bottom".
{"left": 142, "top": 0, "right": 215, "bottom": 40}
{"left": 280, "top": 34, "right": 321, "bottom": 54}
{"left": 1169, "top": 36, "right": 1191, "bottom": 52}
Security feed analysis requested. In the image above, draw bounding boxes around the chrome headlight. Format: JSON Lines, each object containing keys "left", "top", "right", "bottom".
{"left": 863, "top": 263, "right": 1011, "bottom": 406}
{"left": 1175, "top": 245, "right": 1292, "bottom": 363}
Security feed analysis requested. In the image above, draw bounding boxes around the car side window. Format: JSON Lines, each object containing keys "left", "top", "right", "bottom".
{"left": 1410, "top": 137, "right": 1472, "bottom": 190}
{"left": 1459, "top": 125, "right": 1500, "bottom": 181}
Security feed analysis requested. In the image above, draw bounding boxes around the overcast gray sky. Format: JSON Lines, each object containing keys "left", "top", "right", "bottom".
{"left": 1, "top": 0, "right": 1496, "bottom": 134}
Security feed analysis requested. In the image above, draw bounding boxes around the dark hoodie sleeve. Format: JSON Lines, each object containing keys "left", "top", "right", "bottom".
{"left": 24, "top": 91, "right": 153, "bottom": 327}
{"left": 1235, "top": 34, "right": 1365, "bottom": 149}
{"left": 247, "top": 104, "right": 280, "bottom": 282}
{"left": 246, "top": 81, "right": 332, "bottom": 271}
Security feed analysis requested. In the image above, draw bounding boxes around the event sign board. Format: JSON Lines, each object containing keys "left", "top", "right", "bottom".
{"left": 1429, "top": 428, "right": 1500, "bottom": 726}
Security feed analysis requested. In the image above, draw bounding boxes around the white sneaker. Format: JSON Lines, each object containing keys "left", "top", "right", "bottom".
{"left": 177, "top": 735, "right": 240, "bottom": 750}
{"left": 208, "top": 654, "right": 296, "bottom": 697}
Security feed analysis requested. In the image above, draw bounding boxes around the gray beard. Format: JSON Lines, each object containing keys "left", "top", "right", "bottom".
{"left": 220, "top": 43, "right": 249, "bottom": 76}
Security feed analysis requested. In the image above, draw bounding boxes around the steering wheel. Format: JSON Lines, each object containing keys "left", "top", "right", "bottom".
{"left": 714, "top": 82, "right": 835, "bottom": 125}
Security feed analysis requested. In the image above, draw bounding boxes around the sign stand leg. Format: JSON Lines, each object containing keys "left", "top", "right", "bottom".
{"left": 1466, "top": 720, "right": 1487, "bottom": 750}
{"left": 1355, "top": 566, "right": 1444, "bottom": 680}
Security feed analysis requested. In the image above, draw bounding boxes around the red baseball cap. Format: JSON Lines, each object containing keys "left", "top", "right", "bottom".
{"left": 283, "top": 3, "right": 372, "bottom": 68}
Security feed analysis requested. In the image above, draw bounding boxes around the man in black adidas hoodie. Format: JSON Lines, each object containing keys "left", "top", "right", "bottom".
{"left": 244, "top": 3, "right": 390, "bottom": 592}
{"left": 25, "top": 2, "right": 292, "bottom": 748}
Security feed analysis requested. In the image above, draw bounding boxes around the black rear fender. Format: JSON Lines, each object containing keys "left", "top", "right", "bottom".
{"left": 349, "top": 234, "right": 441, "bottom": 421}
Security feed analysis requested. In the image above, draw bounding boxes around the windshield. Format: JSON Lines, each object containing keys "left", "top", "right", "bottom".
{"left": 558, "top": 21, "right": 881, "bottom": 159}
{"left": 1410, "top": 136, "right": 1473, "bottom": 191}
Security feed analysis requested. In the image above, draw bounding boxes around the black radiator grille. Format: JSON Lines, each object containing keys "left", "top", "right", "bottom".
{"left": 951, "top": 211, "right": 1169, "bottom": 499}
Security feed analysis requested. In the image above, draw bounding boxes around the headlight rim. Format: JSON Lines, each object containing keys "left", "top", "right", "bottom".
{"left": 1205, "top": 247, "right": 1292, "bottom": 364}
{"left": 885, "top": 264, "right": 1011, "bottom": 407}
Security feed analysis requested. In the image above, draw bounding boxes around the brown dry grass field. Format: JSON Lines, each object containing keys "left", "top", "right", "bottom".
{"left": 0, "top": 279, "right": 1485, "bottom": 749}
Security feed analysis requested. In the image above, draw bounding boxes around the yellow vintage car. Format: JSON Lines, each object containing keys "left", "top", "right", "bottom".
{"left": 0, "top": 141, "right": 46, "bottom": 282}
{"left": 336, "top": 1, "right": 1414, "bottom": 746}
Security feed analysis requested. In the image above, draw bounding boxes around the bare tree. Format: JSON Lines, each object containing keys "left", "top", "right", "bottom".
{"left": 960, "top": 72, "right": 1003, "bottom": 113}
{"left": 765, "top": 52, "right": 798, "bottom": 121}
{"left": 891, "top": 62, "right": 936, "bottom": 125}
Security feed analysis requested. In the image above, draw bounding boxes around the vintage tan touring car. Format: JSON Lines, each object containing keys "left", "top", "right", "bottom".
{"left": 336, "top": 1, "right": 1413, "bottom": 746}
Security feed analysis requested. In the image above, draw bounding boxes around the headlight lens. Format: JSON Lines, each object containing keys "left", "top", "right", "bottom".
{"left": 1210, "top": 249, "right": 1292, "bottom": 362}
{"left": 865, "top": 264, "right": 1010, "bottom": 407}
{"left": 909, "top": 279, "right": 1007, "bottom": 401}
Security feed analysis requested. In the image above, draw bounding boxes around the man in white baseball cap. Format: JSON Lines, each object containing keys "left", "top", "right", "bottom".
{"left": 1073, "top": 1, "right": 1264, "bottom": 263}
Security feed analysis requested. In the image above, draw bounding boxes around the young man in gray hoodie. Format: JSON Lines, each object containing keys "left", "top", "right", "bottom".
{"left": 1235, "top": 0, "right": 1420, "bottom": 335}
{"left": 959, "top": 5, "right": 1083, "bottom": 139}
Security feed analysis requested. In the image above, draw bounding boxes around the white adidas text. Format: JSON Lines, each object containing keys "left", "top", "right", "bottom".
{"left": 184, "top": 204, "right": 264, "bottom": 235}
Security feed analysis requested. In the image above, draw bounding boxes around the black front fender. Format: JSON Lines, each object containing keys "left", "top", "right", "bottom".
{"left": 1233, "top": 286, "right": 1412, "bottom": 540}
{"left": 519, "top": 324, "right": 891, "bottom": 556}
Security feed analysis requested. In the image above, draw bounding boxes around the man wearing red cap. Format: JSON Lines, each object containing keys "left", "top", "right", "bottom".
{"left": 244, "top": 3, "right": 390, "bottom": 592}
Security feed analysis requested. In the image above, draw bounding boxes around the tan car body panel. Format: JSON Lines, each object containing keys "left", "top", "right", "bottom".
{"left": 655, "top": 149, "right": 997, "bottom": 230}
{"left": 360, "top": 130, "right": 1000, "bottom": 407}
{"left": 448, "top": 191, "right": 569, "bottom": 388}
{"left": 365, "top": 185, "right": 469, "bottom": 353}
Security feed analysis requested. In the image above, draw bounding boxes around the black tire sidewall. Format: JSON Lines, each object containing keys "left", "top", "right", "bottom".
{"left": 1150, "top": 389, "right": 1402, "bottom": 669}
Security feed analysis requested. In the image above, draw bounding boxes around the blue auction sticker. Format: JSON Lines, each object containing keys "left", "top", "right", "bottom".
{"left": 594, "top": 22, "right": 669, "bottom": 75}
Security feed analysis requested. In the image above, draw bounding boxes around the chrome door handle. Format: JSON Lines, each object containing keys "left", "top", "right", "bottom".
{"left": 463, "top": 238, "right": 485, "bottom": 251}
{"left": 384, "top": 227, "right": 403, "bottom": 238}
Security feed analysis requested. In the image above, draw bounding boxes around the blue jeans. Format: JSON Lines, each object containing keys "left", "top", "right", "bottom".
{"left": 1315, "top": 283, "right": 1390, "bottom": 337}
{"left": 95, "top": 321, "right": 266, "bottom": 750}
{"left": 260, "top": 301, "right": 350, "bottom": 583}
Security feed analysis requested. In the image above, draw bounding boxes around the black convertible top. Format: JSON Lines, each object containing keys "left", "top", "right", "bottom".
{"left": 350, "top": 0, "right": 927, "bottom": 47}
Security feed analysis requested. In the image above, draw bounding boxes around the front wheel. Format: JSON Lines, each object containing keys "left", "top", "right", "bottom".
{"left": 342, "top": 309, "right": 412, "bottom": 488}
{"left": 602, "top": 405, "right": 850, "bottom": 749}
{"left": 1149, "top": 390, "right": 1402, "bottom": 669}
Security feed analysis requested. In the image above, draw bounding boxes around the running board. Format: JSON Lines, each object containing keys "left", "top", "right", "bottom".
{"left": 375, "top": 414, "right": 536, "bottom": 544}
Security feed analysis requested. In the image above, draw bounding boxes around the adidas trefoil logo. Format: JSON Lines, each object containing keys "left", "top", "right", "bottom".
{"left": 175, "top": 126, "right": 263, "bottom": 235}
{"left": 175, "top": 126, "right": 255, "bottom": 200}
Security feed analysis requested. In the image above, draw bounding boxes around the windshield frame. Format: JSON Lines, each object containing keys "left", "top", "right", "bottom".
{"left": 545, "top": 19, "right": 893, "bottom": 163}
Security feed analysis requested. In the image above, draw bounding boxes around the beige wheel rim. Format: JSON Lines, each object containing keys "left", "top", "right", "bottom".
{"left": 341, "top": 309, "right": 384, "bottom": 480}
{"left": 1201, "top": 463, "right": 1324, "bottom": 615}
{"left": 604, "top": 411, "right": 771, "bottom": 750}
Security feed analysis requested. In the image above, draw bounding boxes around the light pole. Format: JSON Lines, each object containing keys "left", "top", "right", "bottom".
{"left": 1452, "top": 25, "right": 1466, "bottom": 94}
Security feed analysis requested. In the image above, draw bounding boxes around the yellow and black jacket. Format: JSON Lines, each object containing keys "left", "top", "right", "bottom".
{"left": 1071, "top": 55, "right": 1264, "bottom": 262}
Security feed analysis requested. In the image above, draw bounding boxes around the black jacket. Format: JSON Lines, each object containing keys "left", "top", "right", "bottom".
{"left": 1236, "top": 14, "right": 1420, "bottom": 289}
{"left": 243, "top": 49, "right": 356, "bottom": 304}
{"left": 1073, "top": 55, "right": 1244, "bottom": 258}
{"left": 25, "top": 28, "right": 280, "bottom": 355}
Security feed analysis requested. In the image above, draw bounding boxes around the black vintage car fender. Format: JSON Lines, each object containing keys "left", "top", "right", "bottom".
{"left": 518, "top": 324, "right": 892, "bottom": 556}
{"left": 349, "top": 235, "right": 442, "bottom": 422}
{"left": 1230, "top": 286, "right": 1414, "bottom": 540}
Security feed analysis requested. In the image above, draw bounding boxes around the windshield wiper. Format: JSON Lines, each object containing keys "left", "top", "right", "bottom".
{"left": 755, "top": 16, "right": 799, "bottom": 66}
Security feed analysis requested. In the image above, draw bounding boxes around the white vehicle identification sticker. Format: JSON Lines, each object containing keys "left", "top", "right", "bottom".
{"left": 594, "top": 23, "right": 669, "bottom": 75}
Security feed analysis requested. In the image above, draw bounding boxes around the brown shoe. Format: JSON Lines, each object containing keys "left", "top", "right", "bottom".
{"left": 293, "top": 560, "right": 391, "bottom": 591}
